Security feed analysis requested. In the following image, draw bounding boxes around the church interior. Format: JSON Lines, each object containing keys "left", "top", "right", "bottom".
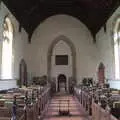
{"left": 0, "top": 0, "right": 120, "bottom": 120}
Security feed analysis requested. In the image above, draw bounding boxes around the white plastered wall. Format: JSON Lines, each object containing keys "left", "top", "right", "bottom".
{"left": 25, "top": 15, "right": 98, "bottom": 84}
{"left": 96, "top": 6, "right": 120, "bottom": 81}
{"left": 96, "top": 6, "right": 120, "bottom": 89}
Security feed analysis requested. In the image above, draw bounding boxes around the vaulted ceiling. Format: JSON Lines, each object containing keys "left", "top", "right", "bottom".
{"left": 2, "top": 0, "right": 120, "bottom": 41}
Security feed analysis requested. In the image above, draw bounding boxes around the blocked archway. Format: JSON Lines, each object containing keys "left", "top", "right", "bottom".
{"left": 47, "top": 35, "right": 76, "bottom": 84}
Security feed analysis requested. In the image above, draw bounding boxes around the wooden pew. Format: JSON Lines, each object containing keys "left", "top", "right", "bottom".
{"left": 0, "top": 107, "right": 25, "bottom": 120}
{"left": 0, "top": 85, "right": 51, "bottom": 120}
{"left": 92, "top": 100, "right": 118, "bottom": 120}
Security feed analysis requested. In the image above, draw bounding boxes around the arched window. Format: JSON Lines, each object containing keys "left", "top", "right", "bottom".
{"left": 1, "top": 17, "right": 13, "bottom": 79}
{"left": 113, "top": 16, "right": 120, "bottom": 79}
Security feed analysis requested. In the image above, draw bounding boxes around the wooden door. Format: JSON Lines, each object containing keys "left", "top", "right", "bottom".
{"left": 19, "top": 59, "right": 27, "bottom": 87}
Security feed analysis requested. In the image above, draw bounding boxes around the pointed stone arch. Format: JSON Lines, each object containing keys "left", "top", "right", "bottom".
{"left": 47, "top": 35, "right": 76, "bottom": 83}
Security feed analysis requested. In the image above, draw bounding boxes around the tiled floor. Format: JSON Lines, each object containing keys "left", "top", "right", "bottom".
{"left": 43, "top": 94, "right": 90, "bottom": 120}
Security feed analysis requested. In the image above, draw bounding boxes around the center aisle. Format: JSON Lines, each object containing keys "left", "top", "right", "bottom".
{"left": 43, "top": 94, "right": 90, "bottom": 120}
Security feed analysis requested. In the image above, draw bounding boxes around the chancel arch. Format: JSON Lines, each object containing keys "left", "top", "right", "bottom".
{"left": 47, "top": 35, "right": 76, "bottom": 92}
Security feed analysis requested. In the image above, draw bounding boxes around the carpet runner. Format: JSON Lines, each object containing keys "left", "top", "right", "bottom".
{"left": 43, "top": 94, "right": 90, "bottom": 120}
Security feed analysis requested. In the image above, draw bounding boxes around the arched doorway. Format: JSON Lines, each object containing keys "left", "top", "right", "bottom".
{"left": 19, "top": 59, "right": 27, "bottom": 87}
{"left": 97, "top": 62, "right": 105, "bottom": 85}
{"left": 58, "top": 74, "right": 67, "bottom": 92}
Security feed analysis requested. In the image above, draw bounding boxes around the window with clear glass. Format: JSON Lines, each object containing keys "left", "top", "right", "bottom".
{"left": 1, "top": 17, "right": 13, "bottom": 79}
{"left": 113, "top": 17, "right": 120, "bottom": 79}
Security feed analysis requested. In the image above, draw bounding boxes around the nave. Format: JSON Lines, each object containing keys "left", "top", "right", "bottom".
{"left": 43, "top": 94, "right": 90, "bottom": 120}
{"left": 0, "top": 1, "right": 120, "bottom": 120}
{"left": 0, "top": 83, "right": 119, "bottom": 120}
